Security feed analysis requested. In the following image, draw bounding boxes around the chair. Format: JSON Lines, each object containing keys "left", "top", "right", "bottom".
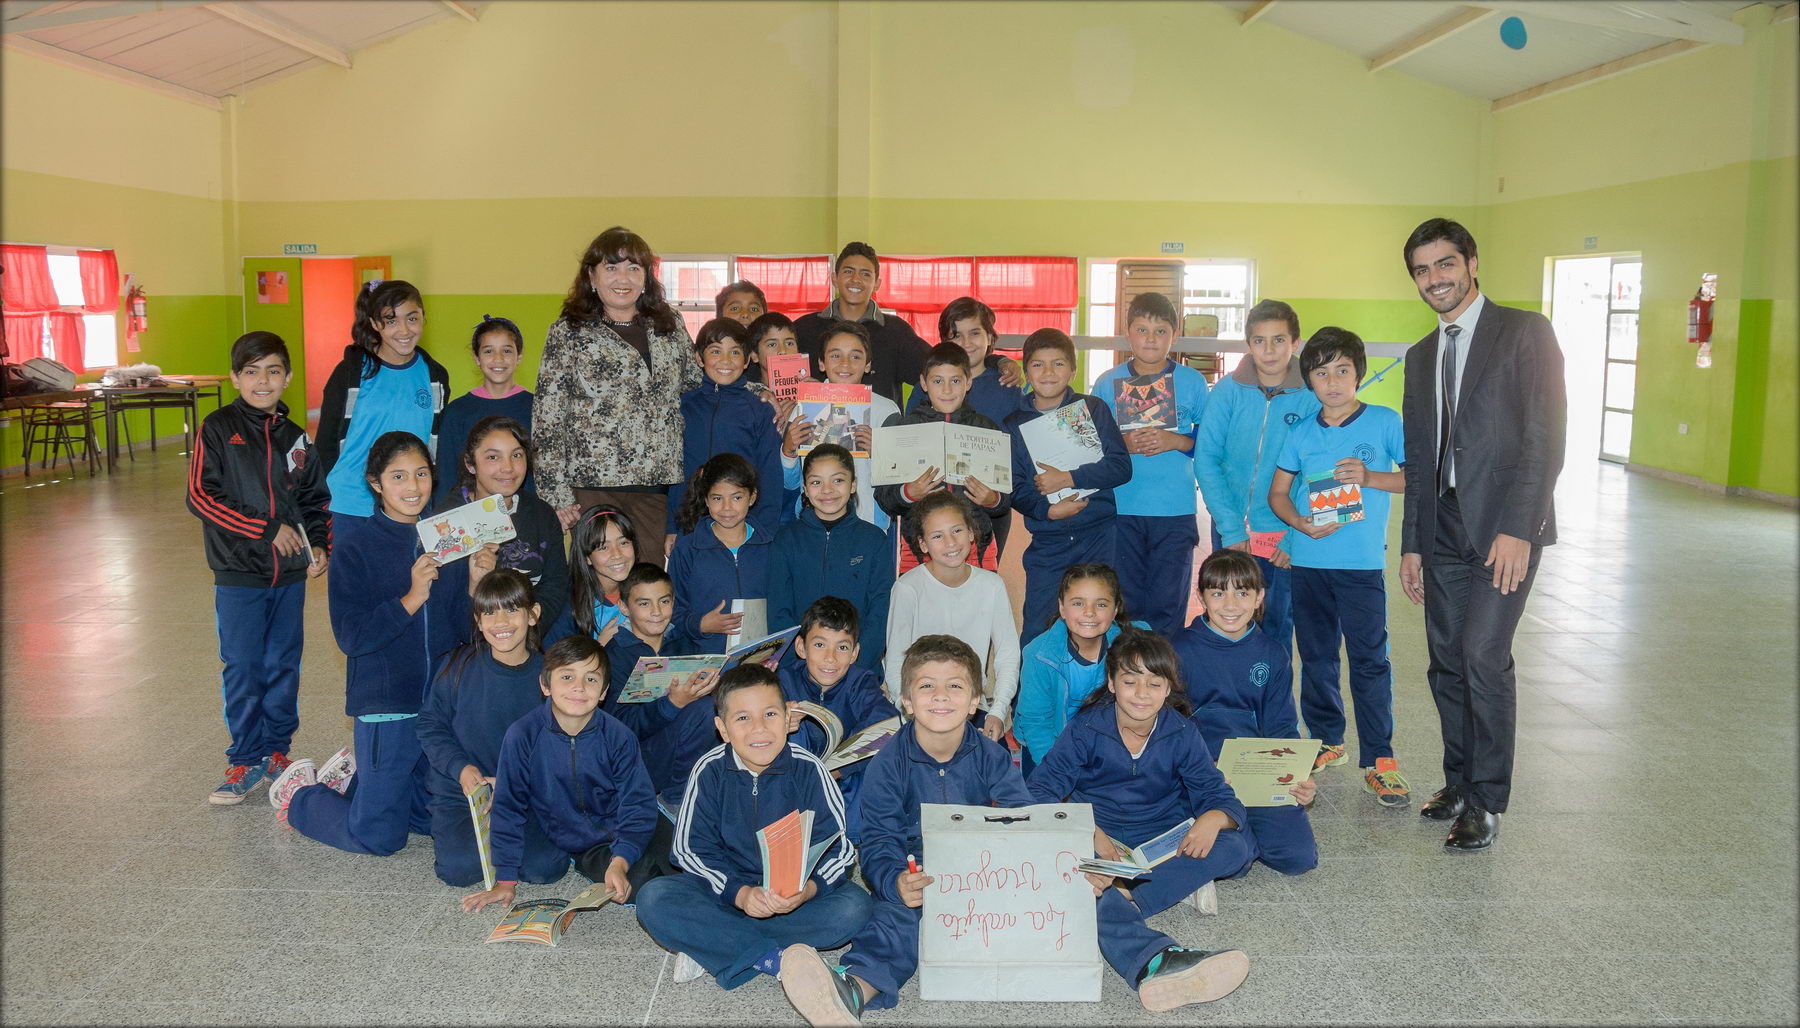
{"left": 20, "top": 400, "right": 101, "bottom": 477}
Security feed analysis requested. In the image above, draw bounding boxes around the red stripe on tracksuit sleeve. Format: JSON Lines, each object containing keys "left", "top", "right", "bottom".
{"left": 188, "top": 434, "right": 266, "bottom": 538}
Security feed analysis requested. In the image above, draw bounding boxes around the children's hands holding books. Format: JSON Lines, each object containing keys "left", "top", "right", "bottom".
{"left": 1294, "top": 519, "right": 1341, "bottom": 541}
{"left": 1123, "top": 427, "right": 1183, "bottom": 457}
{"left": 403, "top": 553, "right": 442, "bottom": 612}
{"left": 962, "top": 475, "right": 998, "bottom": 508}
{"left": 468, "top": 542, "right": 499, "bottom": 590}
{"left": 784, "top": 701, "right": 807, "bottom": 736}
{"left": 463, "top": 879, "right": 516, "bottom": 913}
{"left": 273, "top": 523, "right": 308, "bottom": 559}
{"left": 458, "top": 764, "right": 495, "bottom": 798}
{"left": 1332, "top": 457, "right": 1370, "bottom": 485}
{"left": 602, "top": 856, "right": 633, "bottom": 904}
{"left": 1033, "top": 461, "right": 1075, "bottom": 495}
{"left": 699, "top": 600, "right": 745, "bottom": 637}
{"left": 1177, "top": 810, "right": 1236, "bottom": 860}
{"left": 897, "top": 868, "right": 935, "bottom": 909}
{"left": 1288, "top": 778, "right": 1317, "bottom": 806}
{"left": 738, "top": 880, "right": 817, "bottom": 918}
{"left": 1047, "top": 496, "right": 1089, "bottom": 521}
{"left": 781, "top": 417, "right": 813, "bottom": 458}
{"left": 901, "top": 465, "right": 945, "bottom": 502}
{"left": 666, "top": 669, "right": 720, "bottom": 709}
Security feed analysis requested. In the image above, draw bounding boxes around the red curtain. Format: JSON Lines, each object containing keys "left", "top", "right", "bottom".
{"left": 3, "top": 314, "right": 45, "bottom": 362}
{"left": 78, "top": 250, "right": 119, "bottom": 313}
{"left": 975, "top": 256, "right": 1078, "bottom": 345}
{"left": 46, "top": 312, "right": 85, "bottom": 374}
{"left": 1, "top": 244, "right": 59, "bottom": 314}
{"left": 877, "top": 257, "right": 975, "bottom": 339}
{"left": 734, "top": 256, "right": 832, "bottom": 317}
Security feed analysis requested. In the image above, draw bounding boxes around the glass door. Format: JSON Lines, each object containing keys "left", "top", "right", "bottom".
{"left": 1600, "top": 259, "right": 1640, "bottom": 463}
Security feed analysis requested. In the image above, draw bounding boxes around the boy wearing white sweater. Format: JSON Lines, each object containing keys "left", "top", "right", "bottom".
{"left": 883, "top": 492, "right": 1019, "bottom": 742}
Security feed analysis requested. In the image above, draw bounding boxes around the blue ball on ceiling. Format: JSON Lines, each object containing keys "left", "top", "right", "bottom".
{"left": 1500, "top": 16, "right": 1528, "bottom": 49}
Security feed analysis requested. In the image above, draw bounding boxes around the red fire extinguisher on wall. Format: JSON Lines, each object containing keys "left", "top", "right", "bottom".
{"left": 1690, "top": 273, "right": 1717, "bottom": 368}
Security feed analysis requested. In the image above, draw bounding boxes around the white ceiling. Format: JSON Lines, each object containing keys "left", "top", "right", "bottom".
{"left": 1211, "top": 0, "right": 1780, "bottom": 104}
{"left": 3, "top": 0, "right": 487, "bottom": 108}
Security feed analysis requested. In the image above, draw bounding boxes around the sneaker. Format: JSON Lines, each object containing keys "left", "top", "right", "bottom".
{"left": 207, "top": 763, "right": 266, "bottom": 805}
{"left": 315, "top": 746, "right": 355, "bottom": 795}
{"left": 1313, "top": 743, "right": 1347, "bottom": 772}
{"left": 1136, "top": 946, "right": 1250, "bottom": 1012}
{"left": 268, "top": 757, "right": 318, "bottom": 810}
{"left": 1363, "top": 757, "right": 1411, "bottom": 807}
{"left": 1182, "top": 880, "right": 1219, "bottom": 916}
{"left": 672, "top": 951, "right": 707, "bottom": 984}
{"left": 263, "top": 751, "right": 293, "bottom": 779}
{"left": 777, "top": 943, "right": 864, "bottom": 1026}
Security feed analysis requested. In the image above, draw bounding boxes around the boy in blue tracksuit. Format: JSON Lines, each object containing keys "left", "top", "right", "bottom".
{"left": 1193, "top": 299, "right": 1319, "bottom": 657}
{"left": 1093, "top": 293, "right": 1210, "bottom": 634}
{"left": 777, "top": 635, "right": 1249, "bottom": 1024}
{"left": 603, "top": 564, "right": 719, "bottom": 819}
{"left": 1005, "top": 328, "right": 1133, "bottom": 645}
{"left": 778, "top": 598, "right": 900, "bottom": 837}
{"left": 1175, "top": 550, "right": 1319, "bottom": 876}
{"left": 1268, "top": 328, "right": 1410, "bottom": 804}
{"left": 461, "top": 636, "right": 660, "bottom": 914}
{"left": 187, "top": 331, "right": 331, "bottom": 804}
{"left": 636, "top": 665, "right": 872, "bottom": 990}
{"left": 666, "top": 317, "right": 785, "bottom": 539}
{"left": 767, "top": 470, "right": 893, "bottom": 672}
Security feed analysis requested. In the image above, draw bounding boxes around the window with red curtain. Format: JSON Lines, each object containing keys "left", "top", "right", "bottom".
{"left": 77, "top": 250, "right": 119, "bottom": 313}
{"left": 876, "top": 257, "right": 975, "bottom": 340}
{"left": 45, "top": 312, "right": 85, "bottom": 374}
{"left": 1, "top": 244, "right": 59, "bottom": 314}
{"left": 3, "top": 314, "right": 44, "bottom": 362}
{"left": 974, "top": 256, "right": 1078, "bottom": 347}
{"left": 734, "top": 256, "right": 832, "bottom": 317}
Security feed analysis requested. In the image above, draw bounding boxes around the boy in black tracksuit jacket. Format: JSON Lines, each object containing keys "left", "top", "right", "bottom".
{"left": 636, "top": 666, "right": 871, "bottom": 990}
{"left": 186, "top": 331, "right": 331, "bottom": 805}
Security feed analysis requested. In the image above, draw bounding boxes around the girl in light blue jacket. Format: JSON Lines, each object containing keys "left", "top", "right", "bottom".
{"left": 1012, "top": 563, "right": 1147, "bottom": 773}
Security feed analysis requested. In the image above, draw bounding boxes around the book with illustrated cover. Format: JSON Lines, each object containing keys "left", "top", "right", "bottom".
{"left": 1306, "top": 475, "right": 1365, "bottom": 527}
{"left": 724, "top": 598, "right": 768, "bottom": 652}
{"left": 765, "top": 353, "right": 811, "bottom": 406}
{"left": 1077, "top": 818, "right": 1194, "bottom": 879}
{"left": 483, "top": 881, "right": 615, "bottom": 947}
{"left": 1216, "top": 738, "right": 1316, "bottom": 807}
{"left": 796, "top": 383, "right": 872, "bottom": 458}
{"left": 870, "top": 422, "right": 1011, "bottom": 491}
{"left": 416, "top": 494, "right": 516, "bottom": 562}
{"left": 467, "top": 781, "right": 496, "bottom": 891}
{"left": 1113, "top": 366, "right": 1177, "bottom": 430}
{"left": 756, "top": 809, "right": 842, "bottom": 898}
{"left": 1017, "top": 400, "right": 1102, "bottom": 504}
{"left": 618, "top": 626, "right": 801, "bottom": 703}
{"left": 789, "top": 703, "right": 903, "bottom": 772}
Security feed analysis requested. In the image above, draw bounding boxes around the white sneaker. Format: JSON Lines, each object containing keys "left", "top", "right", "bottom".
{"left": 268, "top": 757, "right": 318, "bottom": 810}
{"left": 315, "top": 746, "right": 355, "bottom": 795}
{"left": 672, "top": 951, "right": 707, "bottom": 984}
{"left": 1183, "top": 880, "right": 1218, "bottom": 916}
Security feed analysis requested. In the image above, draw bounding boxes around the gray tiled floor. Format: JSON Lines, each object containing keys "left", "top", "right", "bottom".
{"left": 2, "top": 453, "right": 1795, "bottom": 1025}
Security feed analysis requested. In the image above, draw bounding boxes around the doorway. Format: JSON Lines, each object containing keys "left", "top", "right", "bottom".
{"left": 241, "top": 255, "right": 391, "bottom": 436}
{"left": 1547, "top": 254, "right": 1641, "bottom": 465}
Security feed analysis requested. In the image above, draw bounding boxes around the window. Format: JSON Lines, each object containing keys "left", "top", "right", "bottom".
{"left": 1, "top": 244, "right": 118, "bottom": 371}
{"left": 48, "top": 250, "right": 118, "bottom": 369}
{"left": 658, "top": 256, "right": 735, "bottom": 340}
{"left": 1084, "top": 258, "right": 1254, "bottom": 378}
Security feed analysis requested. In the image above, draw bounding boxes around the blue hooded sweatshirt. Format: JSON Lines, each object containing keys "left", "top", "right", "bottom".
{"left": 1173, "top": 618, "right": 1298, "bottom": 761}
{"left": 668, "top": 517, "right": 775, "bottom": 654}
{"left": 327, "top": 507, "right": 471, "bottom": 716}
{"left": 1026, "top": 703, "right": 1248, "bottom": 847}
{"left": 767, "top": 506, "right": 895, "bottom": 671}
{"left": 488, "top": 702, "right": 658, "bottom": 882}
{"left": 668, "top": 378, "right": 785, "bottom": 536}
{"left": 1013, "top": 619, "right": 1147, "bottom": 763}
{"left": 1004, "top": 388, "right": 1132, "bottom": 534}
{"left": 671, "top": 741, "right": 859, "bottom": 907}
{"left": 416, "top": 649, "right": 546, "bottom": 796}
{"left": 855, "top": 722, "right": 1033, "bottom": 904}
{"left": 777, "top": 662, "right": 899, "bottom": 778}
{"left": 1192, "top": 358, "right": 1320, "bottom": 548}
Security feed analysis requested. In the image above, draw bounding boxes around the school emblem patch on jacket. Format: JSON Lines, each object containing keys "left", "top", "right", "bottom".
{"left": 1250, "top": 662, "right": 1270, "bottom": 688}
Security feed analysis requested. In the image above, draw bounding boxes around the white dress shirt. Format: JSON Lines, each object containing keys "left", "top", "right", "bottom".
{"left": 1436, "top": 291, "right": 1486, "bottom": 490}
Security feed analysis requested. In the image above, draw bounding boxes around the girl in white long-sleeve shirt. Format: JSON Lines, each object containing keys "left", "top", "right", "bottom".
{"left": 883, "top": 492, "right": 1019, "bottom": 742}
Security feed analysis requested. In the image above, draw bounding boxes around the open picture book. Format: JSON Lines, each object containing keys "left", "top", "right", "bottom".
{"left": 756, "top": 809, "right": 842, "bottom": 899}
{"left": 467, "top": 781, "right": 496, "bottom": 891}
{"left": 790, "top": 701, "right": 904, "bottom": 772}
{"left": 483, "top": 881, "right": 616, "bottom": 947}
{"left": 870, "top": 421, "right": 1011, "bottom": 491}
{"left": 617, "top": 626, "right": 800, "bottom": 704}
{"left": 415, "top": 494, "right": 517, "bottom": 562}
{"left": 1016, "top": 399, "right": 1102, "bottom": 504}
{"left": 1077, "top": 817, "right": 1195, "bottom": 879}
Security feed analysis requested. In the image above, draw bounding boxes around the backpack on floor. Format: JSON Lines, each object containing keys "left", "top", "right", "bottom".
{"left": 20, "top": 357, "right": 75, "bottom": 392}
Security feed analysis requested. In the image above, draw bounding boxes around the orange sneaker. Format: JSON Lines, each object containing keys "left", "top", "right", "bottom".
{"left": 1312, "top": 744, "right": 1347, "bottom": 772}
{"left": 1363, "top": 757, "right": 1411, "bottom": 807}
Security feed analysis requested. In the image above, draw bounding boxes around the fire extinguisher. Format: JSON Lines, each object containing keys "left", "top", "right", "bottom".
{"left": 1687, "top": 292, "right": 1713, "bottom": 346}
{"left": 125, "top": 283, "right": 149, "bottom": 352}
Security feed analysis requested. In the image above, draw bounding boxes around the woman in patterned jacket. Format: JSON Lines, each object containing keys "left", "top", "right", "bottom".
{"left": 535, "top": 226, "right": 701, "bottom": 561}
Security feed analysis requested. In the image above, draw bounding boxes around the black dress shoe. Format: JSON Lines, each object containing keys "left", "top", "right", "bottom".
{"left": 1445, "top": 806, "right": 1500, "bottom": 852}
{"left": 1420, "top": 785, "right": 1467, "bottom": 821}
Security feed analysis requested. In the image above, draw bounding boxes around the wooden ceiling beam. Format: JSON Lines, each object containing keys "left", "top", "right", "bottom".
{"left": 1491, "top": 37, "right": 1706, "bottom": 111}
{"left": 2, "top": 0, "right": 209, "bottom": 34}
{"left": 1474, "top": 2, "right": 1743, "bottom": 46}
{"left": 3, "top": 33, "right": 220, "bottom": 108}
{"left": 1369, "top": 5, "right": 1494, "bottom": 72}
{"left": 1240, "top": 0, "right": 1277, "bottom": 26}
{"left": 440, "top": 1, "right": 478, "bottom": 23}
{"left": 204, "top": 2, "right": 349, "bottom": 68}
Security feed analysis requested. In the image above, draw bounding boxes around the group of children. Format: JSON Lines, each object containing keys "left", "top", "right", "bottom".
{"left": 187, "top": 242, "right": 1417, "bottom": 1021}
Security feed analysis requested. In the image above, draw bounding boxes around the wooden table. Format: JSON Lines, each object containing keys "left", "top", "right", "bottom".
{"left": 84, "top": 382, "right": 201, "bottom": 470}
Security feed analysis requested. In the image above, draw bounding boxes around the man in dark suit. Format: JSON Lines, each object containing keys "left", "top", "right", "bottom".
{"left": 1397, "top": 218, "right": 1566, "bottom": 853}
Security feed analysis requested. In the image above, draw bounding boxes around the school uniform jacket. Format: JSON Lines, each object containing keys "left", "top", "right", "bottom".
{"left": 872, "top": 403, "right": 1013, "bottom": 550}
{"left": 777, "top": 663, "right": 900, "bottom": 777}
{"left": 489, "top": 703, "right": 658, "bottom": 882}
{"left": 1173, "top": 619, "right": 1298, "bottom": 761}
{"left": 315, "top": 344, "right": 451, "bottom": 475}
{"left": 1013, "top": 620, "right": 1142, "bottom": 763}
{"left": 417, "top": 649, "right": 546, "bottom": 791}
{"left": 604, "top": 623, "right": 715, "bottom": 796}
{"left": 668, "top": 517, "right": 774, "bottom": 653}
{"left": 767, "top": 507, "right": 895, "bottom": 671}
{"left": 1026, "top": 704, "right": 1246, "bottom": 846}
{"left": 672, "top": 741, "right": 858, "bottom": 907}
{"left": 667, "top": 378, "right": 786, "bottom": 536}
{"left": 856, "top": 722, "right": 1033, "bottom": 904}
{"left": 904, "top": 364, "right": 1020, "bottom": 433}
{"left": 1192, "top": 358, "right": 1320, "bottom": 549}
{"left": 1004, "top": 389, "right": 1132, "bottom": 534}
{"left": 187, "top": 398, "right": 331, "bottom": 587}
{"left": 327, "top": 509, "right": 471, "bottom": 716}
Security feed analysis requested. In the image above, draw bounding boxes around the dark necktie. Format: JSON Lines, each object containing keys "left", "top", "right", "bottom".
{"left": 1438, "top": 324, "right": 1461, "bottom": 494}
